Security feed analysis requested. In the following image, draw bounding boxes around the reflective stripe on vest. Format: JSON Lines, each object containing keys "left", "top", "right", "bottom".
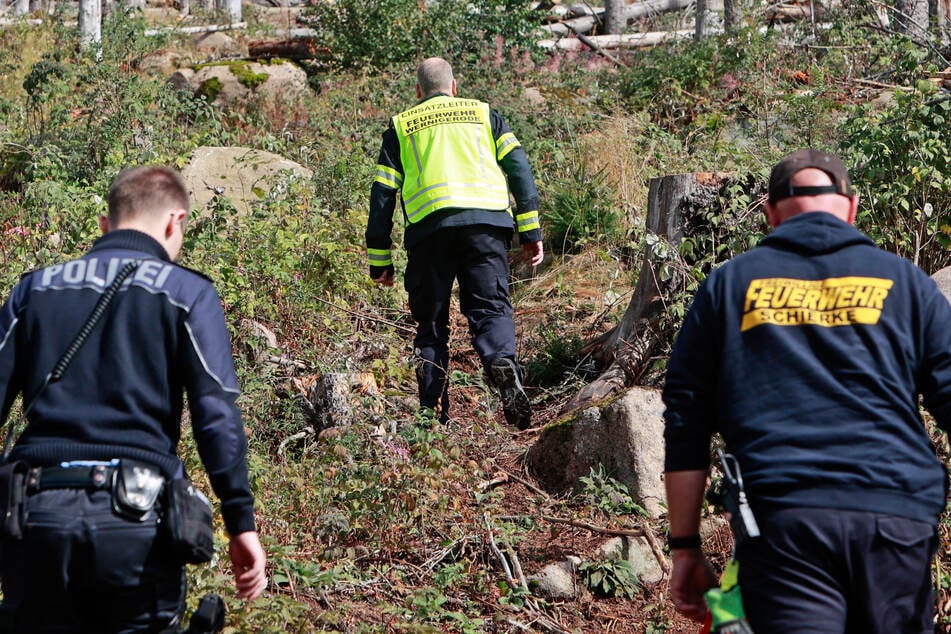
{"left": 393, "top": 96, "right": 511, "bottom": 224}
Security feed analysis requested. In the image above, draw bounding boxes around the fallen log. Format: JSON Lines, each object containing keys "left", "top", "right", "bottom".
{"left": 539, "top": 29, "right": 695, "bottom": 50}
{"left": 248, "top": 36, "right": 329, "bottom": 60}
{"left": 143, "top": 21, "right": 245, "bottom": 36}
{"left": 541, "top": 0, "right": 693, "bottom": 36}
{"left": 540, "top": 20, "right": 834, "bottom": 51}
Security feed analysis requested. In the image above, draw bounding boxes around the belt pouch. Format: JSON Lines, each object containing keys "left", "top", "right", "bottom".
{"left": 0, "top": 461, "right": 28, "bottom": 540}
{"left": 112, "top": 459, "right": 164, "bottom": 521}
{"left": 165, "top": 478, "right": 214, "bottom": 564}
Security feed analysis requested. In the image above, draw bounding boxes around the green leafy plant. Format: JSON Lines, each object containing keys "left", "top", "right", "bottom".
{"left": 301, "top": 0, "right": 539, "bottom": 71}
{"left": 579, "top": 557, "right": 640, "bottom": 599}
{"left": 545, "top": 164, "right": 622, "bottom": 253}
{"left": 579, "top": 464, "right": 648, "bottom": 517}
{"left": 526, "top": 325, "right": 590, "bottom": 387}
{"left": 843, "top": 87, "right": 951, "bottom": 272}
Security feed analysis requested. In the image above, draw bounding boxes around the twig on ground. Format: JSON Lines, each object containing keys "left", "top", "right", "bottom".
{"left": 313, "top": 295, "right": 415, "bottom": 336}
{"left": 276, "top": 427, "right": 315, "bottom": 455}
{"left": 538, "top": 515, "right": 671, "bottom": 575}
{"left": 540, "top": 514, "right": 646, "bottom": 537}
{"left": 486, "top": 461, "right": 552, "bottom": 500}
{"left": 640, "top": 522, "right": 671, "bottom": 576}
{"left": 483, "top": 513, "right": 516, "bottom": 582}
{"left": 564, "top": 22, "right": 631, "bottom": 68}
{"left": 421, "top": 536, "right": 470, "bottom": 572}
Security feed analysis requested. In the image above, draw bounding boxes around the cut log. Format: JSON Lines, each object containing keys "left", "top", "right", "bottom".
{"left": 248, "top": 36, "right": 330, "bottom": 60}
{"left": 143, "top": 21, "right": 246, "bottom": 36}
{"left": 561, "top": 173, "right": 729, "bottom": 415}
{"left": 539, "top": 29, "right": 695, "bottom": 50}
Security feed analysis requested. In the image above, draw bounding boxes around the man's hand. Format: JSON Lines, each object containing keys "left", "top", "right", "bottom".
{"left": 372, "top": 270, "right": 394, "bottom": 287}
{"left": 522, "top": 241, "right": 543, "bottom": 267}
{"left": 229, "top": 531, "right": 267, "bottom": 600}
{"left": 670, "top": 548, "right": 717, "bottom": 621}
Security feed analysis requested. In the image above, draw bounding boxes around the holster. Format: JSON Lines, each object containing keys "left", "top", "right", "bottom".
{"left": 112, "top": 459, "right": 164, "bottom": 522}
{"left": 164, "top": 478, "right": 214, "bottom": 564}
{"left": 0, "top": 460, "right": 29, "bottom": 540}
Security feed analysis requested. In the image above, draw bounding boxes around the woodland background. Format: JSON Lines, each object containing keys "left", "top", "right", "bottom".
{"left": 0, "top": 0, "right": 950, "bottom": 631}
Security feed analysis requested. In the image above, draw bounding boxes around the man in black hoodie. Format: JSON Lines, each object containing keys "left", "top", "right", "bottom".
{"left": 663, "top": 149, "right": 951, "bottom": 632}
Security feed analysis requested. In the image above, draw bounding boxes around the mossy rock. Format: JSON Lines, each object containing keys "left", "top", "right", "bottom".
{"left": 169, "top": 60, "right": 309, "bottom": 105}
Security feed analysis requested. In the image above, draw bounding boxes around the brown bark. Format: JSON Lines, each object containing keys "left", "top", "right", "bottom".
{"left": 561, "top": 173, "right": 729, "bottom": 415}
{"left": 248, "top": 37, "right": 329, "bottom": 60}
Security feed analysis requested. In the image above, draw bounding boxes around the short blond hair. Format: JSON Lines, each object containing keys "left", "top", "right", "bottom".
{"left": 416, "top": 57, "right": 454, "bottom": 97}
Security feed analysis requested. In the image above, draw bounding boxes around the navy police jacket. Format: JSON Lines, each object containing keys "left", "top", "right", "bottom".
{"left": 664, "top": 212, "right": 951, "bottom": 524}
{"left": 0, "top": 230, "right": 255, "bottom": 535}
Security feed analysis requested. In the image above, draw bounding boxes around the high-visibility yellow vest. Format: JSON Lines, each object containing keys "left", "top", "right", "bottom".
{"left": 390, "top": 96, "right": 512, "bottom": 224}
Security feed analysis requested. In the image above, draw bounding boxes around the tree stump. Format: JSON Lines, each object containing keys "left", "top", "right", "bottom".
{"left": 561, "top": 173, "right": 730, "bottom": 415}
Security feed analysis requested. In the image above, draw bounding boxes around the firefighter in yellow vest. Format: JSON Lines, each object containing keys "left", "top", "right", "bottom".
{"left": 366, "top": 57, "right": 543, "bottom": 429}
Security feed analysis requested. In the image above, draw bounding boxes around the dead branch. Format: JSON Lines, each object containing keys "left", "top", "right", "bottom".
{"left": 313, "top": 295, "right": 415, "bottom": 336}
{"left": 540, "top": 514, "right": 645, "bottom": 537}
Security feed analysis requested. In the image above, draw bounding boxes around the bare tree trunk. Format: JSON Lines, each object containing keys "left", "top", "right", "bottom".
{"left": 78, "top": 0, "right": 101, "bottom": 52}
{"left": 724, "top": 0, "right": 738, "bottom": 29}
{"left": 562, "top": 173, "right": 729, "bottom": 414}
{"left": 217, "top": 0, "right": 239, "bottom": 23}
{"left": 11, "top": 0, "right": 29, "bottom": 15}
{"left": 604, "top": 0, "right": 625, "bottom": 34}
{"left": 696, "top": 0, "right": 724, "bottom": 38}
{"left": 932, "top": 0, "right": 950, "bottom": 42}
{"left": 894, "top": 0, "right": 929, "bottom": 39}
{"left": 695, "top": 0, "right": 707, "bottom": 38}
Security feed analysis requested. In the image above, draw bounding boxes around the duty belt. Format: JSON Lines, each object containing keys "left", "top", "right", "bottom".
{"left": 26, "top": 464, "right": 115, "bottom": 494}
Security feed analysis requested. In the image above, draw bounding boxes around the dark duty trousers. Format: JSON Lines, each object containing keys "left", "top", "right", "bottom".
{"left": 0, "top": 488, "right": 185, "bottom": 633}
{"left": 404, "top": 225, "right": 517, "bottom": 421}
{"left": 736, "top": 507, "right": 937, "bottom": 634}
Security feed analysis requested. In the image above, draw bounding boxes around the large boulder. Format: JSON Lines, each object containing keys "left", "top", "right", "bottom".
{"left": 180, "top": 146, "right": 312, "bottom": 217}
{"left": 933, "top": 266, "right": 951, "bottom": 305}
{"left": 169, "top": 60, "right": 309, "bottom": 105}
{"left": 525, "top": 386, "right": 666, "bottom": 517}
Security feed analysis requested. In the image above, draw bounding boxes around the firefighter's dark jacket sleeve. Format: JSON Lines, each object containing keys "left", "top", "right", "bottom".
{"left": 366, "top": 99, "right": 542, "bottom": 278}
{"left": 0, "top": 230, "right": 255, "bottom": 535}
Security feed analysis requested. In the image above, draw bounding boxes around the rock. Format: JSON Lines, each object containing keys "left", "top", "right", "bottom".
{"left": 933, "top": 266, "right": 951, "bottom": 305}
{"left": 180, "top": 146, "right": 312, "bottom": 217}
{"left": 296, "top": 372, "right": 384, "bottom": 432}
{"left": 139, "top": 48, "right": 186, "bottom": 75}
{"left": 525, "top": 386, "right": 667, "bottom": 517}
{"left": 523, "top": 86, "right": 545, "bottom": 107}
{"left": 192, "top": 31, "right": 242, "bottom": 57}
{"left": 170, "top": 59, "right": 309, "bottom": 105}
{"left": 598, "top": 536, "right": 664, "bottom": 586}
{"left": 527, "top": 557, "right": 581, "bottom": 599}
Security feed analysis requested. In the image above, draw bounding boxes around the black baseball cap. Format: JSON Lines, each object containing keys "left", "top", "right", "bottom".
{"left": 768, "top": 149, "right": 853, "bottom": 203}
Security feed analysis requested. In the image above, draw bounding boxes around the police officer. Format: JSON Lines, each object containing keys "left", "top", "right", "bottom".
{"left": 0, "top": 166, "right": 266, "bottom": 632}
{"left": 366, "top": 57, "right": 544, "bottom": 428}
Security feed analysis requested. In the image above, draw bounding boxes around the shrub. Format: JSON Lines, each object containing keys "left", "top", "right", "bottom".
{"left": 301, "top": 0, "right": 539, "bottom": 71}
{"left": 843, "top": 86, "right": 951, "bottom": 272}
